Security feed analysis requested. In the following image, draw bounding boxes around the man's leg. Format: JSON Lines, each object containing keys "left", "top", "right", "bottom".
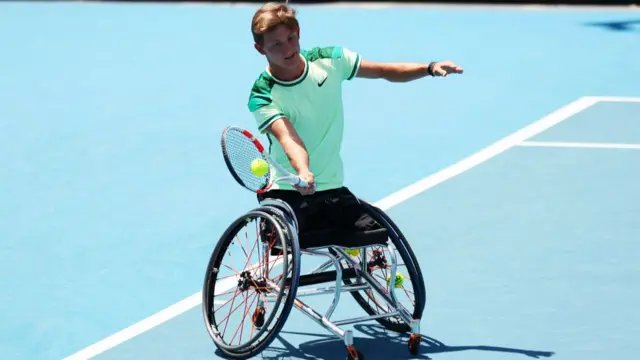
{"left": 324, "top": 188, "right": 387, "bottom": 247}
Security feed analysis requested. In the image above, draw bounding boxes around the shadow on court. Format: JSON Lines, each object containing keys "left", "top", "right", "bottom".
{"left": 238, "top": 324, "right": 555, "bottom": 360}
{"left": 584, "top": 19, "right": 640, "bottom": 32}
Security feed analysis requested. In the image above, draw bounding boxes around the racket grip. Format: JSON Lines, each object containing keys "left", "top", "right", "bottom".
{"left": 295, "top": 177, "right": 309, "bottom": 187}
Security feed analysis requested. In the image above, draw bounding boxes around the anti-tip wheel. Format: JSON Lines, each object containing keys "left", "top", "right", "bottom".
{"left": 346, "top": 346, "right": 364, "bottom": 360}
{"left": 408, "top": 334, "right": 422, "bottom": 356}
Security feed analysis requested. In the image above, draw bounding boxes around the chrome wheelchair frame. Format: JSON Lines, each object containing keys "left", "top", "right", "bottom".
{"left": 202, "top": 197, "right": 426, "bottom": 360}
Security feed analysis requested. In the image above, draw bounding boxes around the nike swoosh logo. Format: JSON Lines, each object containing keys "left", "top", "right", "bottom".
{"left": 318, "top": 77, "right": 327, "bottom": 87}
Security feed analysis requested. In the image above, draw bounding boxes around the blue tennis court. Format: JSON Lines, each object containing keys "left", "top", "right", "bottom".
{"left": 2, "top": 2, "right": 640, "bottom": 360}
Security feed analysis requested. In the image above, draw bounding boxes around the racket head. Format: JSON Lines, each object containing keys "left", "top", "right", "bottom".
{"left": 220, "top": 126, "right": 273, "bottom": 193}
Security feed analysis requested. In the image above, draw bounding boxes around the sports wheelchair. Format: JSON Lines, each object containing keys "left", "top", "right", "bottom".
{"left": 202, "top": 196, "right": 426, "bottom": 360}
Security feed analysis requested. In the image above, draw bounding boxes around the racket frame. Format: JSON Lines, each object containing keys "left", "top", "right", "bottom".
{"left": 221, "top": 126, "right": 308, "bottom": 194}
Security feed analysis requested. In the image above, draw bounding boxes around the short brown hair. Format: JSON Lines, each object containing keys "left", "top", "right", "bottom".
{"left": 251, "top": 2, "right": 299, "bottom": 45}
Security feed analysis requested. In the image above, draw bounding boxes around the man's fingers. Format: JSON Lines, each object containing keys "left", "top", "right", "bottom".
{"left": 434, "top": 65, "right": 463, "bottom": 76}
{"left": 293, "top": 184, "right": 316, "bottom": 196}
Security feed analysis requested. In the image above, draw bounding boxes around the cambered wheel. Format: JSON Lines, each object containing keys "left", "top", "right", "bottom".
{"left": 202, "top": 210, "right": 301, "bottom": 359}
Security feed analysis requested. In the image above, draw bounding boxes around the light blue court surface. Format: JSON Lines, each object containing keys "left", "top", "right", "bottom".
{"left": 1, "top": 2, "right": 640, "bottom": 360}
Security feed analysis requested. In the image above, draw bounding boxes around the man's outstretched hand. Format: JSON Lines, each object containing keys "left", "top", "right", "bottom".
{"left": 432, "top": 61, "right": 464, "bottom": 77}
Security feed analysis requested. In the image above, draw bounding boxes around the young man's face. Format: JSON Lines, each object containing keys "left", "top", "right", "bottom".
{"left": 256, "top": 24, "right": 301, "bottom": 69}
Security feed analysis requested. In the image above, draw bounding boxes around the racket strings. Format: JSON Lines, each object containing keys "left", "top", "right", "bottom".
{"left": 222, "top": 129, "right": 270, "bottom": 191}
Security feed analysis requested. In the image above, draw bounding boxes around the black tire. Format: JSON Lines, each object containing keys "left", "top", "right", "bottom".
{"left": 202, "top": 209, "right": 301, "bottom": 359}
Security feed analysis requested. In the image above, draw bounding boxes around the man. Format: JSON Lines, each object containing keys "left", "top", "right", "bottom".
{"left": 248, "top": 2, "right": 463, "bottom": 247}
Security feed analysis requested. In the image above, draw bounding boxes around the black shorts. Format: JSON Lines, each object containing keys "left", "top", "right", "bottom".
{"left": 256, "top": 187, "right": 388, "bottom": 249}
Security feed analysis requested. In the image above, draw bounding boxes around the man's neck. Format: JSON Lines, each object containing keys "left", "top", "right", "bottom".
{"left": 268, "top": 56, "right": 305, "bottom": 82}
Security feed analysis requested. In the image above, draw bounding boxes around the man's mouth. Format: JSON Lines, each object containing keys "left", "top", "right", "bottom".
{"left": 285, "top": 52, "right": 297, "bottom": 60}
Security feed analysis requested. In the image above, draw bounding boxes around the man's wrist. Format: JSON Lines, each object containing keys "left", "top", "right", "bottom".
{"left": 427, "top": 62, "right": 436, "bottom": 76}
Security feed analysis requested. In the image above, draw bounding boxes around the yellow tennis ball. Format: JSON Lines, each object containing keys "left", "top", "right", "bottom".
{"left": 386, "top": 272, "right": 405, "bottom": 288}
{"left": 345, "top": 248, "right": 360, "bottom": 256}
{"left": 250, "top": 159, "right": 269, "bottom": 177}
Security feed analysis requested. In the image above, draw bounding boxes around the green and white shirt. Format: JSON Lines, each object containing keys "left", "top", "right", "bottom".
{"left": 248, "top": 46, "right": 361, "bottom": 192}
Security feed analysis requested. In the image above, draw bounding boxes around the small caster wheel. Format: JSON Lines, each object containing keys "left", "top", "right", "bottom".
{"left": 346, "top": 345, "right": 364, "bottom": 360}
{"left": 408, "top": 334, "right": 422, "bottom": 356}
{"left": 252, "top": 307, "right": 265, "bottom": 328}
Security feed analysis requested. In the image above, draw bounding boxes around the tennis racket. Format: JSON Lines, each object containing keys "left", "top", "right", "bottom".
{"left": 220, "top": 126, "right": 309, "bottom": 194}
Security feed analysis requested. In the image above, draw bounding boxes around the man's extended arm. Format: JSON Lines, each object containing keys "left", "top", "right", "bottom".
{"left": 267, "top": 117, "right": 315, "bottom": 193}
{"left": 356, "top": 59, "right": 463, "bottom": 82}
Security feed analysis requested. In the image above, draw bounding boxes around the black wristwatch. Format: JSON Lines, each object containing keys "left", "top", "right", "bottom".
{"left": 427, "top": 62, "right": 436, "bottom": 76}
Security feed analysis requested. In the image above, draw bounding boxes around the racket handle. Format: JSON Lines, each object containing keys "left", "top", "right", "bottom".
{"left": 294, "top": 177, "right": 309, "bottom": 187}
{"left": 267, "top": 156, "right": 310, "bottom": 188}
{"left": 274, "top": 175, "right": 309, "bottom": 188}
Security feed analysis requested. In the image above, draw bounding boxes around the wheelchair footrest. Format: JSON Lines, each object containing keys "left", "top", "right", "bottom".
{"left": 286, "top": 268, "right": 359, "bottom": 287}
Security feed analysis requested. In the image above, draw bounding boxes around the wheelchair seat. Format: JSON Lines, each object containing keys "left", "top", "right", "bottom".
{"left": 259, "top": 196, "right": 388, "bottom": 252}
{"left": 298, "top": 227, "right": 389, "bottom": 249}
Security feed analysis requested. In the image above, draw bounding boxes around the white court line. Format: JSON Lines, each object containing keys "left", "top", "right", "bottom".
{"left": 62, "top": 262, "right": 276, "bottom": 360}
{"left": 591, "top": 96, "right": 640, "bottom": 103}
{"left": 519, "top": 141, "right": 640, "bottom": 150}
{"left": 375, "top": 96, "right": 599, "bottom": 209}
{"left": 63, "top": 96, "right": 600, "bottom": 360}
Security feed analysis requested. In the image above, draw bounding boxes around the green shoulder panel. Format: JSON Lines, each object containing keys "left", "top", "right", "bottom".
{"left": 303, "top": 46, "right": 343, "bottom": 62}
{"left": 247, "top": 72, "right": 276, "bottom": 112}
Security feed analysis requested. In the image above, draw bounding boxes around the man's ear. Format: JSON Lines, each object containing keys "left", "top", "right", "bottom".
{"left": 254, "top": 42, "right": 265, "bottom": 55}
